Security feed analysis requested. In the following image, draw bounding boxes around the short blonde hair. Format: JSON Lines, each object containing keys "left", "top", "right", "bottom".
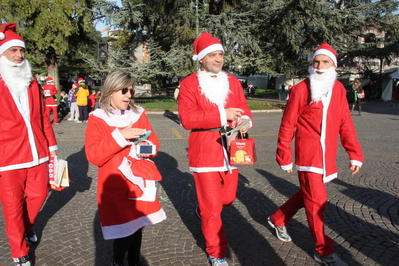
{"left": 100, "top": 70, "right": 138, "bottom": 113}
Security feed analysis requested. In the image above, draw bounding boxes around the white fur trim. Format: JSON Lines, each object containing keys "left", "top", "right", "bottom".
{"left": 323, "top": 172, "right": 338, "bottom": 183}
{"left": 111, "top": 128, "right": 131, "bottom": 148}
{"left": 280, "top": 163, "right": 293, "bottom": 171}
{"left": 0, "top": 39, "right": 25, "bottom": 54}
{"left": 189, "top": 165, "right": 238, "bottom": 172}
{"left": 350, "top": 160, "right": 363, "bottom": 167}
{"left": 196, "top": 43, "right": 224, "bottom": 61}
{"left": 91, "top": 107, "right": 144, "bottom": 127}
{"left": 313, "top": 49, "right": 337, "bottom": 66}
{"left": 102, "top": 208, "right": 166, "bottom": 240}
{"left": 296, "top": 165, "right": 323, "bottom": 174}
{"left": 218, "top": 106, "right": 227, "bottom": 125}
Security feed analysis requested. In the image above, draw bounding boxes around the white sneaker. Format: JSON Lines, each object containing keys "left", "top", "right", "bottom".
{"left": 13, "top": 255, "right": 32, "bottom": 266}
{"left": 208, "top": 255, "right": 228, "bottom": 266}
{"left": 268, "top": 216, "right": 292, "bottom": 242}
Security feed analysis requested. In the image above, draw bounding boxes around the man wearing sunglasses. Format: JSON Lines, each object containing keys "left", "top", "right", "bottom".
{"left": 178, "top": 32, "right": 252, "bottom": 266}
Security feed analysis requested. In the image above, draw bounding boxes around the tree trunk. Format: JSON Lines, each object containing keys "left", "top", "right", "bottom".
{"left": 46, "top": 53, "right": 60, "bottom": 94}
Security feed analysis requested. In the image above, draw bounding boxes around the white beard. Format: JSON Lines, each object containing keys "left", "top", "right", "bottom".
{"left": 198, "top": 70, "right": 230, "bottom": 106}
{"left": 308, "top": 66, "right": 337, "bottom": 103}
{"left": 0, "top": 56, "right": 33, "bottom": 95}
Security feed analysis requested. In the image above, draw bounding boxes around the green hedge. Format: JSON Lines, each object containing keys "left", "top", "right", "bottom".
{"left": 134, "top": 97, "right": 285, "bottom": 112}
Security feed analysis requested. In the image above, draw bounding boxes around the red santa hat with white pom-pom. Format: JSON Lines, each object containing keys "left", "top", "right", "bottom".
{"left": 0, "top": 23, "right": 25, "bottom": 55}
{"left": 192, "top": 32, "right": 224, "bottom": 61}
{"left": 313, "top": 42, "right": 337, "bottom": 67}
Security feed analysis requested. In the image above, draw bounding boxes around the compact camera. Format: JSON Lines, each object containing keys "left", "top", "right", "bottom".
{"left": 136, "top": 144, "right": 156, "bottom": 155}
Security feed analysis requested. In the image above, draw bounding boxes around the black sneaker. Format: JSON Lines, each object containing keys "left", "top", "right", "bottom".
{"left": 25, "top": 230, "right": 38, "bottom": 245}
{"left": 314, "top": 253, "right": 348, "bottom": 266}
{"left": 13, "top": 255, "right": 32, "bottom": 266}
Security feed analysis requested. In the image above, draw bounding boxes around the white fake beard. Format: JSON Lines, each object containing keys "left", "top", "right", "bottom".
{"left": 0, "top": 56, "right": 33, "bottom": 94}
{"left": 198, "top": 70, "right": 230, "bottom": 106}
{"left": 308, "top": 66, "right": 337, "bottom": 103}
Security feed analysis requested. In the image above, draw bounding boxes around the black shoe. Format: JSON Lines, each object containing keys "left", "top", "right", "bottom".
{"left": 25, "top": 230, "right": 38, "bottom": 245}
{"left": 314, "top": 253, "right": 348, "bottom": 266}
{"left": 13, "top": 255, "right": 32, "bottom": 266}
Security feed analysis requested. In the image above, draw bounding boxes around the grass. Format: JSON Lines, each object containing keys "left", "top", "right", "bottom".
{"left": 134, "top": 97, "right": 285, "bottom": 112}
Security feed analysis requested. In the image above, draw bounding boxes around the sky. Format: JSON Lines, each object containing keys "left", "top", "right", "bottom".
{"left": 95, "top": 0, "right": 122, "bottom": 37}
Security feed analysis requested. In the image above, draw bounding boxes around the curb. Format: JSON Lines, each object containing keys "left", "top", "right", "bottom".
{"left": 147, "top": 109, "right": 283, "bottom": 115}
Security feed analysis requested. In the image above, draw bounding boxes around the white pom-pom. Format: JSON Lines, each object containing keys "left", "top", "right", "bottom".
{"left": 192, "top": 54, "right": 198, "bottom": 61}
{"left": 0, "top": 32, "right": 5, "bottom": 41}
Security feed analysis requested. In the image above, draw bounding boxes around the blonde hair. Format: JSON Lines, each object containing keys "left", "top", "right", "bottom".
{"left": 100, "top": 70, "right": 138, "bottom": 113}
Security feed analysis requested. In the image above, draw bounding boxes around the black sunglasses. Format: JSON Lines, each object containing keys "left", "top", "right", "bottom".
{"left": 120, "top": 88, "right": 135, "bottom": 96}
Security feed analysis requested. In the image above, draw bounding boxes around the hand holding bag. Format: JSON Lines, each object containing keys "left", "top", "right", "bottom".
{"left": 220, "top": 119, "right": 256, "bottom": 165}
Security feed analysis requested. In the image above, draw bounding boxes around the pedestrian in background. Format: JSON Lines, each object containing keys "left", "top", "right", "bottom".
{"left": 267, "top": 43, "right": 363, "bottom": 266}
{"left": 0, "top": 23, "right": 58, "bottom": 266}
{"left": 88, "top": 89, "right": 100, "bottom": 112}
{"left": 58, "top": 90, "right": 68, "bottom": 118}
{"left": 351, "top": 79, "right": 364, "bottom": 116}
{"left": 75, "top": 78, "right": 89, "bottom": 123}
{"left": 85, "top": 70, "right": 166, "bottom": 266}
{"left": 42, "top": 76, "right": 59, "bottom": 124}
{"left": 178, "top": 32, "right": 252, "bottom": 266}
{"left": 67, "top": 82, "right": 79, "bottom": 121}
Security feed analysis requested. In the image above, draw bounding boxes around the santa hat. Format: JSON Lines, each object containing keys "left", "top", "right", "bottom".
{"left": 46, "top": 77, "right": 54, "bottom": 83}
{"left": 73, "top": 83, "right": 79, "bottom": 88}
{"left": 0, "top": 23, "right": 25, "bottom": 55}
{"left": 313, "top": 42, "right": 337, "bottom": 66}
{"left": 78, "top": 78, "right": 85, "bottom": 83}
{"left": 192, "top": 32, "right": 224, "bottom": 61}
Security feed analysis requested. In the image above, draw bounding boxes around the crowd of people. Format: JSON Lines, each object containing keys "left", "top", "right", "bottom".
{"left": 41, "top": 77, "right": 101, "bottom": 124}
{"left": 0, "top": 22, "right": 364, "bottom": 266}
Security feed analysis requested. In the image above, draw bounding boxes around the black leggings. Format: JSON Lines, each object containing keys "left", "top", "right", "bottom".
{"left": 113, "top": 229, "right": 143, "bottom": 266}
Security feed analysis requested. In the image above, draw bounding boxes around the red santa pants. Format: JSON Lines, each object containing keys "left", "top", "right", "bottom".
{"left": 270, "top": 171, "right": 334, "bottom": 256}
{"left": 46, "top": 105, "right": 58, "bottom": 124}
{"left": 0, "top": 163, "right": 49, "bottom": 258}
{"left": 193, "top": 169, "right": 238, "bottom": 258}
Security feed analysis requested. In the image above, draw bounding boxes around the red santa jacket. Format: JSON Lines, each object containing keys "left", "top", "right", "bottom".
{"left": 276, "top": 78, "right": 364, "bottom": 182}
{"left": 85, "top": 107, "right": 166, "bottom": 239}
{"left": 42, "top": 83, "right": 58, "bottom": 106}
{"left": 178, "top": 71, "right": 252, "bottom": 172}
{"left": 0, "top": 77, "right": 58, "bottom": 171}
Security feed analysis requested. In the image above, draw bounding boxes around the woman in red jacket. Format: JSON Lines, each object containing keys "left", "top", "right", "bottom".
{"left": 88, "top": 89, "right": 100, "bottom": 112}
{"left": 85, "top": 70, "right": 166, "bottom": 266}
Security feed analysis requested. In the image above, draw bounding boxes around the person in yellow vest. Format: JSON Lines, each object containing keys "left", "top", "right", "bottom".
{"left": 75, "top": 77, "right": 89, "bottom": 123}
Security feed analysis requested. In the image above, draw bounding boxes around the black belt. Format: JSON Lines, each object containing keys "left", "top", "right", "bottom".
{"left": 191, "top": 127, "right": 221, "bottom": 133}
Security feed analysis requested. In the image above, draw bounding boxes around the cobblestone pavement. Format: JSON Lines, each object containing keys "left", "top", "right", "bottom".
{"left": 0, "top": 100, "right": 398, "bottom": 266}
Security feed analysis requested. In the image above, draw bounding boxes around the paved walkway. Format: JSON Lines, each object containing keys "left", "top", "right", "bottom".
{"left": 0, "top": 100, "right": 398, "bottom": 266}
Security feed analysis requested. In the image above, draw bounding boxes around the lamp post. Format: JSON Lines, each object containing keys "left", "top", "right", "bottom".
{"left": 195, "top": 0, "right": 199, "bottom": 37}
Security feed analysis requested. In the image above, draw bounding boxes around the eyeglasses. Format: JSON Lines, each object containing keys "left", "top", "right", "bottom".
{"left": 120, "top": 88, "right": 135, "bottom": 96}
